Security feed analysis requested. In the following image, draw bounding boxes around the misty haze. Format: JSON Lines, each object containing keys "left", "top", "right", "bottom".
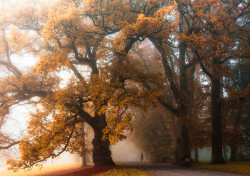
{"left": 0, "top": 0, "right": 249, "bottom": 176}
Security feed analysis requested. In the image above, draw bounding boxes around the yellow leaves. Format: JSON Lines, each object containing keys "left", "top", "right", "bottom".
{"left": 6, "top": 159, "right": 25, "bottom": 172}
{"left": 156, "top": 2, "right": 177, "bottom": 18}
{"left": 181, "top": 32, "right": 207, "bottom": 49}
{"left": 43, "top": 6, "right": 82, "bottom": 42}
{"left": 114, "top": 33, "right": 128, "bottom": 55}
{"left": 5, "top": 84, "right": 87, "bottom": 171}
{"left": 115, "top": 9, "right": 175, "bottom": 54}
{"left": 136, "top": 14, "right": 164, "bottom": 34}
{"left": 88, "top": 75, "right": 116, "bottom": 115}
{"left": 103, "top": 111, "right": 132, "bottom": 145}
{"left": 129, "top": 13, "right": 166, "bottom": 36}
{"left": 177, "top": 0, "right": 240, "bottom": 61}
{"left": 7, "top": 102, "right": 78, "bottom": 171}
{"left": 37, "top": 50, "right": 70, "bottom": 73}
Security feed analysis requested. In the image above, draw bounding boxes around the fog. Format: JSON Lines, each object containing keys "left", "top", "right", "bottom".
{"left": 0, "top": 135, "right": 143, "bottom": 176}
{"left": 0, "top": 97, "right": 142, "bottom": 175}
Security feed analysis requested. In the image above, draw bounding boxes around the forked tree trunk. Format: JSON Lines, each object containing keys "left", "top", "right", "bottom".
{"left": 210, "top": 78, "right": 225, "bottom": 164}
{"left": 90, "top": 116, "right": 115, "bottom": 166}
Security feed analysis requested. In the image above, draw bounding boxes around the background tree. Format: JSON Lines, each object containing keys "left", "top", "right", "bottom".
{"left": 114, "top": 0, "right": 249, "bottom": 164}
{"left": 178, "top": 0, "right": 249, "bottom": 164}
{"left": 223, "top": 59, "right": 250, "bottom": 161}
{"left": 114, "top": 1, "right": 203, "bottom": 162}
{"left": 132, "top": 106, "right": 177, "bottom": 163}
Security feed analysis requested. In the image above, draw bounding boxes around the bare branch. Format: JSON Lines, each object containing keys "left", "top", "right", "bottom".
{"left": 0, "top": 141, "right": 19, "bottom": 150}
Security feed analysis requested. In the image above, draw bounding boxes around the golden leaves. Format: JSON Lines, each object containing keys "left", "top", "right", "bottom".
{"left": 6, "top": 100, "right": 79, "bottom": 171}
{"left": 37, "top": 50, "right": 71, "bottom": 73}
{"left": 114, "top": 7, "right": 176, "bottom": 54}
{"left": 181, "top": 32, "right": 207, "bottom": 49}
{"left": 42, "top": 6, "right": 82, "bottom": 42}
{"left": 103, "top": 111, "right": 132, "bottom": 145}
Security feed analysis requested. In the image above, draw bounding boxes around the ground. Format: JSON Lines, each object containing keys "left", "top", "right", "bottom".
{"left": 126, "top": 162, "right": 248, "bottom": 176}
{"left": 1, "top": 162, "right": 249, "bottom": 176}
{"left": 192, "top": 162, "right": 250, "bottom": 175}
{"left": 146, "top": 168, "right": 247, "bottom": 176}
{"left": 0, "top": 163, "right": 82, "bottom": 176}
{"left": 57, "top": 162, "right": 249, "bottom": 176}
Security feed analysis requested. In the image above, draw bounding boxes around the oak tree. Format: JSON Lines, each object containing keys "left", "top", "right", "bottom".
{"left": 2, "top": 0, "right": 161, "bottom": 170}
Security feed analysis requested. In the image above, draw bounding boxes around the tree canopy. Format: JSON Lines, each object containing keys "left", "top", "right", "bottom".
{"left": 0, "top": 0, "right": 249, "bottom": 170}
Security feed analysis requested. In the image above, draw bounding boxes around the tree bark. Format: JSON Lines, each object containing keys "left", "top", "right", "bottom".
{"left": 179, "top": 39, "right": 191, "bottom": 160}
{"left": 223, "top": 146, "right": 228, "bottom": 161}
{"left": 81, "top": 123, "right": 87, "bottom": 167}
{"left": 210, "top": 78, "right": 225, "bottom": 164}
{"left": 90, "top": 115, "right": 115, "bottom": 166}
{"left": 230, "top": 145, "right": 237, "bottom": 162}
{"left": 230, "top": 110, "right": 241, "bottom": 162}
{"left": 80, "top": 107, "right": 115, "bottom": 166}
{"left": 176, "top": 124, "right": 191, "bottom": 162}
{"left": 180, "top": 122, "right": 191, "bottom": 160}
{"left": 82, "top": 153, "right": 87, "bottom": 166}
{"left": 175, "top": 138, "right": 181, "bottom": 163}
{"left": 195, "top": 148, "right": 199, "bottom": 162}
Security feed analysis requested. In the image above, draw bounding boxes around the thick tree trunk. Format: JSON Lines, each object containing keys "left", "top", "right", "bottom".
{"left": 81, "top": 123, "right": 87, "bottom": 167}
{"left": 91, "top": 116, "right": 115, "bottom": 166}
{"left": 176, "top": 123, "right": 191, "bottom": 163}
{"left": 92, "top": 130, "right": 115, "bottom": 166}
{"left": 230, "top": 145, "right": 237, "bottom": 162}
{"left": 175, "top": 138, "right": 181, "bottom": 163}
{"left": 195, "top": 148, "right": 199, "bottom": 162}
{"left": 179, "top": 38, "right": 191, "bottom": 161}
{"left": 82, "top": 153, "right": 87, "bottom": 166}
{"left": 180, "top": 123, "right": 191, "bottom": 159}
{"left": 210, "top": 78, "right": 225, "bottom": 164}
{"left": 223, "top": 146, "right": 228, "bottom": 161}
{"left": 151, "top": 12, "right": 192, "bottom": 163}
{"left": 230, "top": 110, "right": 241, "bottom": 162}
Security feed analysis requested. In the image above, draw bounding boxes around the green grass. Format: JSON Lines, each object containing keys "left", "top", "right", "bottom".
{"left": 96, "top": 168, "right": 152, "bottom": 176}
{"left": 192, "top": 161, "right": 250, "bottom": 175}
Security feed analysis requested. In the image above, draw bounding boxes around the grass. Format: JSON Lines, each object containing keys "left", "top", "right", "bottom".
{"left": 192, "top": 161, "right": 250, "bottom": 175}
{"left": 96, "top": 168, "right": 152, "bottom": 176}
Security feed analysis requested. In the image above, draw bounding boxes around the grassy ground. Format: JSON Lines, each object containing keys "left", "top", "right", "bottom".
{"left": 96, "top": 168, "right": 152, "bottom": 176}
{"left": 192, "top": 161, "right": 250, "bottom": 175}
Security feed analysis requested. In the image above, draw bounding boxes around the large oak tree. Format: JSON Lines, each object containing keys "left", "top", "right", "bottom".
{"left": 1, "top": 0, "right": 160, "bottom": 170}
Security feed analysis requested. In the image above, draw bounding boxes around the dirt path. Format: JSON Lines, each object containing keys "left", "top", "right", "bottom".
{"left": 32, "top": 162, "right": 248, "bottom": 176}
{"left": 119, "top": 162, "right": 248, "bottom": 176}
{"left": 146, "top": 168, "right": 247, "bottom": 176}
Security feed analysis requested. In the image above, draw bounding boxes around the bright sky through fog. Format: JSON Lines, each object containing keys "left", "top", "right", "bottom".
{"left": 2, "top": 0, "right": 55, "bottom": 7}
{"left": 0, "top": 0, "right": 81, "bottom": 172}
{"left": 0, "top": 52, "right": 78, "bottom": 171}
